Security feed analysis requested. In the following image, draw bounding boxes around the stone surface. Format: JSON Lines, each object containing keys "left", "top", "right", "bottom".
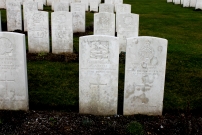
{"left": 79, "top": 35, "right": 119, "bottom": 115}
{"left": 94, "top": 13, "right": 115, "bottom": 36}
{"left": 27, "top": 11, "right": 49, "bottom": 53}
{"left": 123, "top": 36, "right": 168, "bottom": 116}
{"left": 190, "top": 0, "right": 197, "bottom": 7}
{"left": 0, "top": 12, "right": 1, "bottom": 31}
{"left": 90, "top": 0, "right": 98, "bottom": 12}
{"left": 47, "top": 0, "right": 53, "bottom": 6}
{"left": 52, "top": 0, "right": 60, "bottom": 10}
{"left": 117, "top": 13, "right": 139, "bottom": 52}
{"left": 195, "top": 0, "right": 202, "bottom": 9}
{"left": 174, "top": 0, "right": 180, "bottom": 4}
{"left": 0, "top": 32, "right": 28, "bottom": 111}
{"left": 6, "top": 0, "right": 22, "bottom": 31}
{"left": 0, "top": 0, "right": 6, "bottom": 9}
{"left": 104, "top": 0, "right": 114, "bottom": 4}
{"left": 33, "top": 0, "right": 44, "bottom": 10}
{"left": 81, "top": 0, "right": 88, "bottom": 11}
{"left": 115, "top": 4, "right": 131, "bottom": 32}
{"left": 51, "top": 12, "right": 73, "bottom": 54}
{"left": 167, "top": 0, "right": 172, "bottom": 2}
{"left": 181, "top": 0, "right": 184, "bottom": 5}
{"left": 54, "top": 2, "right": 69, "bottom": 11}
{"left": 23, "top": 1, "right": 38, "bottom": 32}
{"left": 99, "top": 4, "right": 114, "bottom": 13}
{"left": 183, "top": 0, "right": 190, "bottom": 7}
{"left": 71, "top": 3, "right": 85, "bottom": 33}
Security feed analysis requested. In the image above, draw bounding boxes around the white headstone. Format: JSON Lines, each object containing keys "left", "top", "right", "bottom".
{"left": 27, "top": 11, "right": 49, "bottom": 53}
{"left": 114, "top": 0, "right": 122, "bottom": 12}
{"left": 71, "top": 3, "right": 85, "bottom": 32}
{"left": 72, "top": 0, "right": 81, "bottom": 2}
{"left": 23, "top": 1, "right": 38, "bottom": 32}
{"left": 81, "top": 0, "right": 88, "bottom": 11}
{"left": 90, "top": 0, "right": 98, "bottom": 12}
{"left": 52, "top": 0, "right": 60, "bottom": 10}
{"left": 0, "top": 32, "right": 28, "bottom": 111}
{"left": 51, "top": 12, "right": 73, "bottom": 54}
{"left": 190, "top": 0, "right": 197, "bottom": 7}
{"left": 104, "top": 0, "right": 114, "bottom": 4}
{"left": 116, "top": 4, "right": 131, "bottom": 32}
{"left": 123, "top": 36, "right": 168, "bottom": 116}
{"left": 181, "top": 0, "right": 184, "bottom": 5}
{"left": 79, "top": 35, "right": 119, "bottom": 115}
{"left": 0, "top": 12, "right": 1, "bottom": 31}
{"left": 0, "top": 0, "right": 6, "bottom": 9}
{"left": 47, "top": 0, "right": 52, "bottom": 6}
{"left": 195, "top": 0, "right": 202, "bottom": 9}
{"left": 117, "top": 13, "right": 139, "bottom": 52}
{"left": 99, "top": 4, "right": 114, "bottom": 13}
{"left": 94, "top": 13, "right": 115, "bottom": 36}
{"left": 174, "top": 0, "right": 180, "bottom": 4}
{"left": 54, "top": 2, "right": 69, "bottom": 11}
{"left": 33, "top": 0, "right": 44, "bottom": 10}
{"left": 183, "top": 0, "right": 190, "bottom": 7}
{"left": 167, "top": 0, "right": 172, "bottom": 2}
{"left": 6, "top": 0, "right": 22, "bottom": 31}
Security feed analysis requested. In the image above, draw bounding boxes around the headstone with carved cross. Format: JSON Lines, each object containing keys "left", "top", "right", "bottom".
{"left": 79, "top": 35, "right": 119, "bottom": 115}
{"left": 0, "top": 32, "right": 28, "bottom": 111}
{"left": 6, "top": 0, "right": 22, "bottom": 31}
{"left": 27, "top": 11, "right": 49, "bottom": 53}
{"left": 51, "top": 11, "right": 73, "bottom": 54}
{"left": 123, "top": 36, "right": 168, "bottom": 116}
{"left": 94, "top": 12, "right": 115, "bottom": 36}
{"left": 71, "top": 3, "right": 85, "bottom": 33}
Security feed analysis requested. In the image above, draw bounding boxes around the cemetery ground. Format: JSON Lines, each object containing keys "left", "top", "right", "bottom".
{"left": 0, "top": 0, "right": 202, "bottom": 134}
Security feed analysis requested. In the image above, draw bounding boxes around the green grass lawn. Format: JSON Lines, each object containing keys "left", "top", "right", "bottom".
{"left": 1, "top": 0, "right": 202, "bottom": 113}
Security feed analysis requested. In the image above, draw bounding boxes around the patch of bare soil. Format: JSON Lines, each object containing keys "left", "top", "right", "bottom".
{"left": 0, "top": 110, "right": 202, "bottom": 135}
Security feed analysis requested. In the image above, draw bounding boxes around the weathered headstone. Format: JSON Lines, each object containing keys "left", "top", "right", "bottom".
{"left": 117, "top": 13, "right": 139, "bottom": 52}
{"left": 183, "top": 0, "right": 190, "bottom": 7}
{"left": 51, "top": 12, "right": 73, "bottom": 54}
{"left": 190, "top": 0, "right": 197, "bottom": 7}
{"left": 23, "top": 1, "right": 38, "bottom": 32}
{"left": 71, "top": 3, "right": 85, "bottom": 32}
{"left": 195, "top": 0, "right": 202, "bottom": 9}
{"left": 52, "top": 0, "right": 60, "bottom": 10}
{"left": 90, "top": 0, "right": 98, "bottom": 12}
{"left": 174, "top": 0, "right": 180, "bottom": 4}
{"left": 99, "top": 4, "right": 114, "bottom": 13}
{"left": 6, "top": 0, "right": 22, "bottom": 31}
{"left": 81, "top": 0, "right": 88, "bottom": 11}
{"left": 27, "top": 11, "right": 49, "bottom": 53}
{"left": 0, "top": 0, "right": 6, "bottom": 9}
{"left": 116, "top": 4, "right": 131, "bottom": 32}
{"left": 0, "top": 32, "right": 28, "bottom": 111}
{"left": 0, "top": 12, "right": 1, "bottom": 31}
{"left": 33, "top": 0, "right": 44, "bottom": 10}
{"left": 123, "top": 36, "right": 168, "bottom": 116}
{"left": 47, "top": 0, "right": 53, "bottom": 6}
{"left": 54, "top": 2, "right": 69, "bottom": 11}
{"left": 167, "top": 0, "right": 172, "bottom": 2}
{"left": 104, "top": 0, "right": 114, "bottom": 4}
{"left": 94, "top": 13, "right": 115, "bottom": 36}
{"left": 79, "top": 35, "right": 119, "bottom": 115}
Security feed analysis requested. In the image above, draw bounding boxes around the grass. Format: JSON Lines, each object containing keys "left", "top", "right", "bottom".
{"left": 0, "top": 0, "right": 202, "bottom": 113}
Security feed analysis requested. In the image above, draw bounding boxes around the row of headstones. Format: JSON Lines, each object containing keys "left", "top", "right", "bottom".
{"left": 3, "top": 0, "right": 135, "bottom": 54}
{"left": 167, "top": 0, "right": 202, "bottom": 9}
{"left": 0, "top": 31, "right": 167, "bottom": 116}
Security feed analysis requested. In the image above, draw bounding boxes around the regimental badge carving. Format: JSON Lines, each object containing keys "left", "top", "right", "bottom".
{"left": 0, "top": 38, "right": 14, "bottom": 56}
{"left": 32, "top": 13, "right": 44, "bottom": 23}
{"left": 89, "top": 41, "right": 109, "bottom": 60}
